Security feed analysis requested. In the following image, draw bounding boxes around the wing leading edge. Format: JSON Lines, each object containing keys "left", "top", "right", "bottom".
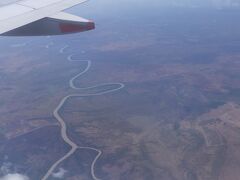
{"left": 0, "top": 0, "right": 95, "bottom": 36}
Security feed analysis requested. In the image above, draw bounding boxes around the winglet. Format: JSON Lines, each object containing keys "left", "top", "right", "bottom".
{"left": 50, "top": 12, "right": 95, "bottom": 34}
{"left": 2, "top": 12, "right": 95, "bottom": 36}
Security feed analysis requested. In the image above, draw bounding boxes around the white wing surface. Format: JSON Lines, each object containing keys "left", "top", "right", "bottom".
{"left": 0, "top": 0, "right": 95, "bottom": 36}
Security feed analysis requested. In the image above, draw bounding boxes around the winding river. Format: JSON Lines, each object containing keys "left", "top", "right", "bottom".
{"left": 41, "top": 45, "right": 125, "bottom": 180}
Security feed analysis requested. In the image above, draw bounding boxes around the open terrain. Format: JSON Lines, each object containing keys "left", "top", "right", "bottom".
{"left": 1, "top": 7, "right": 240, "bottom": 180}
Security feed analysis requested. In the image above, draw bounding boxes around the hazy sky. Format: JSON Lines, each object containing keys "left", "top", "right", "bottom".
{"left": 158, "top": 0, "right": 240, "bottom": 7}
{"left": 119, "top": 0, "right": 240, "bottom": 8}
{"left": 84, "top": 0, "right": 240, "bottom": 8}
{"left": 1, "top": 0, "right": 240, "bottom": 9}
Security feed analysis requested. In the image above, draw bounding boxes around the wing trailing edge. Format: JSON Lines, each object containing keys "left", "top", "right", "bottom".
{"left": 2, "top": 12, "right": 95, "bottom": 36}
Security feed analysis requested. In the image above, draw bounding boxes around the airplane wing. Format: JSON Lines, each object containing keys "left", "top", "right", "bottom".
{"left": 0, "top": 0, "right": 95, "bottom": 36}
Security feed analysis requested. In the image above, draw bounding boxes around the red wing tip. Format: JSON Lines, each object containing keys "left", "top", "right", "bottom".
{"left": 59, "top": 21, "right": 95, "bottom": 33}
